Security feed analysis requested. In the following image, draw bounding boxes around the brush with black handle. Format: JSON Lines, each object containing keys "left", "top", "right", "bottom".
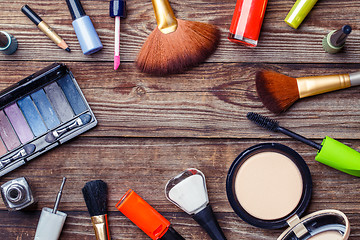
{"left": 82, "top": 180, "right": 110, "bottom": 240}
{"left": 247, "top": 112, "right": 360, "bottom": 177}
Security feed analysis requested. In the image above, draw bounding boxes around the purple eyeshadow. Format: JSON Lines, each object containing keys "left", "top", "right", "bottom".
{"left": 4, "top": 103, "right": 34, "bottom": 144}
{"left": 0, "top": 110, "right": 20, "bottom": 150}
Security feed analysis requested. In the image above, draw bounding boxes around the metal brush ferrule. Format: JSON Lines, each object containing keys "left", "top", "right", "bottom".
{"left": 296, "top": 74, "right": 351, "bottom": 98}
{"left": 152, "top": 0, "right": 177, "bottom": 34}
{"left": 91, "top": 214, "right": 110, "bottom": 240}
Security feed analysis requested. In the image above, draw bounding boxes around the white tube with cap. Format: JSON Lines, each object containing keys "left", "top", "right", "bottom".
{"left": 34, "top": 177, "right": 67, "bottom": 240}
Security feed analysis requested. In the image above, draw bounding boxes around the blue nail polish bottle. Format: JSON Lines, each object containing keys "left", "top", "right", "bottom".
{"left": 66, "top": 0, "right": 103, "bottom": 55}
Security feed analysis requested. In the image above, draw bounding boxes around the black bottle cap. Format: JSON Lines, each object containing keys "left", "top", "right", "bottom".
{"left": 160, "top": 226, "right": 185, "bottom": 240}
{"left": 110, "top": 0, "right": 126, "bottom": 18}
{"left": 66, "top": 0, "right": 86, "bottom": 20}
{"left": 21, "top": 5, "right": 43, "bottom": 25}
{"left": 330, "top": 25, "right": 352, "bottom": 47}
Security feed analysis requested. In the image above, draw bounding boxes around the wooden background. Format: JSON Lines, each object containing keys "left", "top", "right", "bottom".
{"left": 1, "top": 0, "right": 360, "bottom": 239}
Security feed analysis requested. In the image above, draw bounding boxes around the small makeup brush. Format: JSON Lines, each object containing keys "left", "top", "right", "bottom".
{"left": 136, "top": 0, "right": 220, "bottom": 75}
{"left": 247, "top": 112, "right": 360, "bottom": 177}
{"left": 255, "top": 70, "right": 360, "bottom": 113}
{"left": 82, "top": 180, "right": 110, "bottom": 240}
{"left": 0, "top": 144, "right": 36, "bottom": 169}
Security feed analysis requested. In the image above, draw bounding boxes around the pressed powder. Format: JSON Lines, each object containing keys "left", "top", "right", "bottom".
{"left": 308, "top": 231, "right": 343, "bottom": 240}
{"left": 234, "top": 151, "right": 303, "bottom": 220}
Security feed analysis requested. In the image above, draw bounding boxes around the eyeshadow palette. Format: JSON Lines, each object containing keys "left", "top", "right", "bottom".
{"left": 0, "top": 63, "right": 97, "bottom": 176}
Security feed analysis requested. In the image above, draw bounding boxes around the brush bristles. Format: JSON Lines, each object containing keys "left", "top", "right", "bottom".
{"left": 255, "top": 70, "right": 300, "bottom": 113}
{"left": 82, "top": 180, "right": 108, "bottom": 217}
{"left": 136, "top": 19, "right": 220, "bottom": 75}
{"left": 246, "top": 112, "right": 279, "bottom": 132}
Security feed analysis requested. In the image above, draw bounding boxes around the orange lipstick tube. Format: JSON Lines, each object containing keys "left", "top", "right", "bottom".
{"left": 116, "top": 189, "right": 184, "bottom": 240}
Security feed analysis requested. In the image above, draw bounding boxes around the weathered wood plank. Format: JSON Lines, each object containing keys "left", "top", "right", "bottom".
{"left": 1, "top": 61, "right": 360, "bottom": 139}
{"left": 0, "top": 0, "right": 360, "bottom": 63}
{"left": 0, "top": 138, "right": 359, "bottom": 239}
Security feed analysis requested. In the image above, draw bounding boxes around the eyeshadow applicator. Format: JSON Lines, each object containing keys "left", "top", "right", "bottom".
{"left": 45, "top": 113, "right": 92, "bottom": 143}
{"left": 166, "top": 168, "right": 226, "bottom": 240}
{"left": 247, "top": 112, "right": 360, "bottom": 177}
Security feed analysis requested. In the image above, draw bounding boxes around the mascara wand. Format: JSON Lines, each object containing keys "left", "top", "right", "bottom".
{"left": 247, "top": 112, "right": 360, "bottom": 177}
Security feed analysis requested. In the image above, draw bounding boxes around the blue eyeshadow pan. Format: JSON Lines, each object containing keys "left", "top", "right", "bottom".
{"left": 31, "top": 89, "right": 60, "bottom": 129}
{"left": 17, "top": 96, "right": 47, "bottom": 137}
{"left": 57, "top": 75, "right": 87, "bottom": 115}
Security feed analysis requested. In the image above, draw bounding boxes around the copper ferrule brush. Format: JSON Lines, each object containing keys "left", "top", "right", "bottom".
{"left": 82, "top": 180, "right": 110, "bottom": 240}
{"left": 256, "top": 70, "right": 360, "bottom": 113}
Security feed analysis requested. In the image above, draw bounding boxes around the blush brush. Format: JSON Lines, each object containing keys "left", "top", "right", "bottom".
{"left": 255, "top": 70, "right": 360, "bottom": 113}
{"left": 82, "top": 180, "right": 110, "bottom": 240}
{"left": 136, "top": 0, "right": 220, "bottom": 75}
{"left": 247, "top": 112, "right": 360, "bottom": 177}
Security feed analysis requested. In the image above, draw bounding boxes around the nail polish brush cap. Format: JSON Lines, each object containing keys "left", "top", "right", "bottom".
{"left": 66, "top": 0, "right": 86, "bottom": 20}
{"left": 66, "top": 0, "right": 103, "bottom": 55}
{"left": 322, "top": 25, "right": 352, "bottom": 53}
{"left": 110, "top": 0, "right": 126, "bottom": 18}
{"left": 34, "top": 177, "right": 67, "bottom": 240}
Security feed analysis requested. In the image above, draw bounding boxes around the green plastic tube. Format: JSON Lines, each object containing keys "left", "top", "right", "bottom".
{"left": 284, "top": 0, "right": 318, "bottom": 29}
{"left": 315, "top": 136, "right": 360, "bottom": 177}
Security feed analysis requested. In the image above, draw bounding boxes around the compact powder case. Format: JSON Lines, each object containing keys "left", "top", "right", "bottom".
{"left": 226, "top": 143, "right": 350, "bottom": 239}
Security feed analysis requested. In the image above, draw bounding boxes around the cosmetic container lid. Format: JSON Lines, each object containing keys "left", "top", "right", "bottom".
{"left": 226, "top": 143, "right": 312, "bottom": 229}
{"left": 34, "top": 207, "right": 67, "bottom": 240}
{"left": 66, "top": 0, "right": 86, "bottom": 20}
{"left": 277, "top": 209, "right": 349, "bottom": 240}
{"left": 315, "top": 136, "right": 360, "bottom": 177}
{"left": 110, "top": 0, "right": 126, "bottom": 18}
{"left": 284, "top": 0, "right": 318, "bottom": 29}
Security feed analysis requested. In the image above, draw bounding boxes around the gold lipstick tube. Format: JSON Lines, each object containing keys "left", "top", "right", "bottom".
{"left": 91, "top": 214, "right": 110, "bottom": 240}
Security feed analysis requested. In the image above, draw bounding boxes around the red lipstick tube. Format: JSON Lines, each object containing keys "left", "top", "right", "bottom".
{"left": 115, "top": 189, "right": 184, "bottom": 240}
{"left": 228, "top": 0, "right": 268, "bottom": 47}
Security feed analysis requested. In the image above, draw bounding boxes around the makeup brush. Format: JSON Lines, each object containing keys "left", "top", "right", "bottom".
{"left": 45, "top": 113, "right": 92, "bottom": 143}
{"left": 247, "top": 112, "right": 360, "bottom": 177}
{"left": 82, "top": 180, "right": 110, "bottom": 240}
{"left": 136, "top": 0, "right": 220, "bottom": 75}
{"left": 166, "top": 168, "right": 227, "bottom": 240}
{"left": 255, "top": 70, "right": 360, "bottom": 113}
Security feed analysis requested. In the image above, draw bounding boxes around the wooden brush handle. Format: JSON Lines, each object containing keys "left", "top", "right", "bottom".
{"left": 152, "top": 0, "right": 177, "bottom": 34}
{"left": 296, "top": 73, "right": 351, "bottom": 98}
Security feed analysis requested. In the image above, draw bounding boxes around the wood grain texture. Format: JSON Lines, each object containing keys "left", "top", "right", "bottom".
{"left": 0, "top": 0, "right": 360, "bottom": 63}
{"left": 1, "top": 61, "right": 360, "bottom": 140}
{"left": 1, "top": 138, "right": 360, "bottom": 239}
{"left": 1, "top": 0, "right": 360, "bottom": 239}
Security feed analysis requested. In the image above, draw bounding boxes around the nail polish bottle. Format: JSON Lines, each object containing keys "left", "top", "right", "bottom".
{"left": 66, "top": 0, "right": 103, "bottom": 55}
{"left": 228, "top": 0, "right": 268, "bottom": 47}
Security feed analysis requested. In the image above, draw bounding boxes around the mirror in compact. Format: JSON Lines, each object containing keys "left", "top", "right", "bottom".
{"left": 226, "top": 143, "right": 350, "bottom": 240}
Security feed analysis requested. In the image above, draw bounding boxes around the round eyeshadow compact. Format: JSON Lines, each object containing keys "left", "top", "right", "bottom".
{"left": 226, "top": 143, "right": 350, "bottom": 240}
